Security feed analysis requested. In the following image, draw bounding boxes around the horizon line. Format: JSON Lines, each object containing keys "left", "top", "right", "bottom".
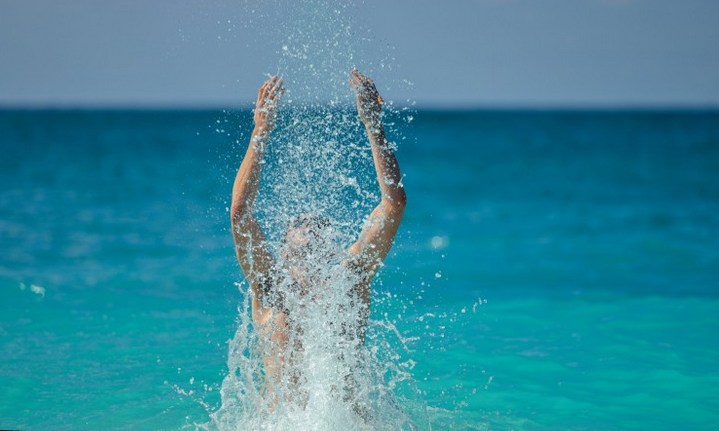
{"left": 2, "top": 102, "right": 719, "bottom": 113}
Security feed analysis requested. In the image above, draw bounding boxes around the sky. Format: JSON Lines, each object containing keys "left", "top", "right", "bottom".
{"left": 1, "top": 0, "right": 718, "bottom": 108}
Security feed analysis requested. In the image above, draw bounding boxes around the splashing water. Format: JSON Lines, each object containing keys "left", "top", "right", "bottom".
{"left": 206, "top": 1, "right": 426, "bottom": 430}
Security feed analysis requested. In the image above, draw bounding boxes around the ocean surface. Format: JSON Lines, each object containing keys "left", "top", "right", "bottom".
{"left": 1, "top": 108, "right": 718, "bottom": 430}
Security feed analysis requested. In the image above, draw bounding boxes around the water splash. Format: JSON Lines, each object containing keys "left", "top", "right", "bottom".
{"left": 206, "top": 1, "right": 426, "bottom": 430}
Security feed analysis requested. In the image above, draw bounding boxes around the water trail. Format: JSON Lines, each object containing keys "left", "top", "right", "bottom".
{"left": 208, "top": 1, "right": 425, "bottom": 430}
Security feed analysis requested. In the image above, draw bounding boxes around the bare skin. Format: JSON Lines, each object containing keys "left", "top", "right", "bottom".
{"left": 230, "top": 70, "right": 406, "bottom": 400}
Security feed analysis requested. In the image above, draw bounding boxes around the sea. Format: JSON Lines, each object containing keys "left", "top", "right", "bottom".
{"left": 1, "top": 108, "right": 718, "bottom": 430}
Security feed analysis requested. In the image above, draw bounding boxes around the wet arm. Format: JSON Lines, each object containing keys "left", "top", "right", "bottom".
{"left": 348, "top": 70, "right": 407, "bottom": 276}
{"left": 231, "top": 76, "right": 283, "bottom": 295}
{"left": 231, "top": 127, "right": 273, "bottom": 281}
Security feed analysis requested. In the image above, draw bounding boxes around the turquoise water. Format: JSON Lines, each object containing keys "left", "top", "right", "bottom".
{"left": 1, "top": 109, "right": 719, "bottom": 430}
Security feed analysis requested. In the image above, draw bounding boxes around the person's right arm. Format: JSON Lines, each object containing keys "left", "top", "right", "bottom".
{"left": 231, "top": 76, "right": 284, "bottom": 303}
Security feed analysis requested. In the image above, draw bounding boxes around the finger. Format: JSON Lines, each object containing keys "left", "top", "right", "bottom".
{"left": 266, "top": 81, "right": 279, "bottom": 99}
{"left": 353, "top": 69, "right": 365, "bottom": 80}
{"left": 264, "top": 76, "right": 278, "bottom": 93}
{"left": 351, "top": 70, "right": 363, "bottom": 85}
{"left": 348, "top": 78, "right": 358, "bottom": 93}
{"left": 357, "top": 73, "right": 367, "bottom": 87}
{"left": 353, "top": 75, "right": 365, "bottom": 93}
{"left": 271, "top": 76, "right": 282, "bottom": 88}
{"left": 268, "top": 79, "right": 283, "bottom": 100}
{"left": 358, "top": 74, "right": 375, "bottom": 94}
{"left": 264, "top": 76, "right": 277, "bottom": 92}
{"left": 273, "top": 77, "right": 284, "bottom": 93}
{"left": 259, "top": 77, "right": 274, "bottom": 98}
{"left": 271, "top": 80, "right": 284, "bottom": 100}
{"left": 269, "top": 86, "right": 284, "bottom": 103}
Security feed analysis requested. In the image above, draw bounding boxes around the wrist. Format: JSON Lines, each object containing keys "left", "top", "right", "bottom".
{"left": 251, "top": 125, "right": 270, "bottom": 145}
{"left": 368, "top": 131, "right": 389, "bottom": 151}
{"left": 364, "top": 120, "right": 384, "bottom": 136}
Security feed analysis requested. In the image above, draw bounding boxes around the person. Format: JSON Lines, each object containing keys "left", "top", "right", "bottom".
{"left": 230, "top": 70, "right": 406, "bottom": 401}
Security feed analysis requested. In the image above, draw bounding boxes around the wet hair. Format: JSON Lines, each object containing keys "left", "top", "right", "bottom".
{"left": 282, "top": 213, "right": 334, "bottom": 253}
{"left": 287, "top": 213, "right": 331, "bottom": 232}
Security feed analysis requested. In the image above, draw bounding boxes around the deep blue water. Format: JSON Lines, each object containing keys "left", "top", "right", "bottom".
{"left": 1, "top": 109, "right": 718, "bottom": 430}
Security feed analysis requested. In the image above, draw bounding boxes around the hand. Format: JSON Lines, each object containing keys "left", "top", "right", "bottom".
{"left": 349, "top": 69, "right": 383, "bottom": 130}
{"left": 253, "top": 75, "right": 284, "bottom": 139}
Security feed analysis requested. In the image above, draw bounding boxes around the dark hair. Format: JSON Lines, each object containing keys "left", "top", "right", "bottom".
{"left": 283, "top": 213, "right": 333, "bottom": 249}
{"left": 288, "top": 213, "right": 331, "bottom": 231}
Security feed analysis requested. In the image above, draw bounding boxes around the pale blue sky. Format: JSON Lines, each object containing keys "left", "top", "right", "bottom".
{"left": 1, "top": 0, "right": 718, "bottom": 108}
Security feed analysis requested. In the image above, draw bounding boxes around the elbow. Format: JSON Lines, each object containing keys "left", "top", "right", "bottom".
{"left": 395, "top": 188, "right": 407, "bottom": 209}
{"left": 384, "top": 187, "right": 407, "bottom": 211}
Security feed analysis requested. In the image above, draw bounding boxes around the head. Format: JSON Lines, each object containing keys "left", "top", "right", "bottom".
{"left": 280, "top": 213, "right": 338, "bottom": 283}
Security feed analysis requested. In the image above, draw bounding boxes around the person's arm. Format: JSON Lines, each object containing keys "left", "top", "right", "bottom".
{"left": 231, "top": 76, "right": 284, "bottom": 304}
{"left": 347, "top": 70, "right": 407, "bottom": 292}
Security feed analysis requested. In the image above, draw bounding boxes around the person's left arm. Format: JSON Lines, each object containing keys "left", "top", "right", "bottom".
{"left": 347, "top": 70, "right": 407, "bottom": 291}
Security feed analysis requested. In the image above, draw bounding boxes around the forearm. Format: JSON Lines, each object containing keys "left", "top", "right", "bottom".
{"left": 231, "top": 126, "right": 268, "bottom": 218}
{"left": 366, "top": 124, "right": 406, "bottom": 205}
